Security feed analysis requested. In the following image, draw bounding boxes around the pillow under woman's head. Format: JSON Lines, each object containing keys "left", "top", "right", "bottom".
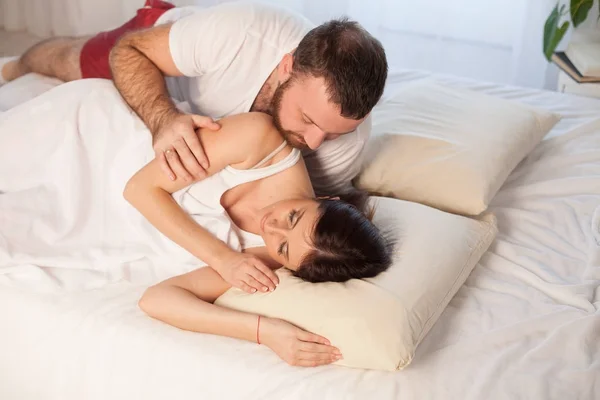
{"left": 216, "top": 196, "right": 498, "bottom": 371}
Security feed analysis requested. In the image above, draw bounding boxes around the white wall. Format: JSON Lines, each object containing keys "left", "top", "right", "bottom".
{"left": 2, "top": 0, "right": 598, "bottom": 89}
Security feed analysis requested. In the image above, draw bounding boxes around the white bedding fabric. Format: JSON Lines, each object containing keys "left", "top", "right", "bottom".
{"left": 1, "top": 71, "right": 599, "bottom": 400}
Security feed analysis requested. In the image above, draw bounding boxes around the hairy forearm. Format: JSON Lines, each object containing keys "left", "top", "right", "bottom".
{"left": 109, "top": 38, "right": 179, "bottom": 134}
{"left": 140, "top": 284, "right": 258, "bottom": 342}
{"left": 124, "top": 185, "right": 233, "bottom": 267}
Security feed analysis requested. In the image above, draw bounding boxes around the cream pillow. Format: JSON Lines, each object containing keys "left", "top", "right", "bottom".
{"left": 354, "top": 80, "right": 560, "bottom": 215}
{"left": 215, "top": 197, "right": 497, "bottom": 371}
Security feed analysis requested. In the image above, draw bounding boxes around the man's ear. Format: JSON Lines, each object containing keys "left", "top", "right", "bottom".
{"left": 276, "top": 53, "right": 294, "bottom": 82}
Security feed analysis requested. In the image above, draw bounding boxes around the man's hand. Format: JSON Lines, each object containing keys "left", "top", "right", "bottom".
{"left": 110, "top": 24, "right": 220, "bottom": 183}
{"left": 153, "top": 113, "right": 221, "bottom": 182}
{"left": 214, "top": 252, "right": 279, "bottom": 294}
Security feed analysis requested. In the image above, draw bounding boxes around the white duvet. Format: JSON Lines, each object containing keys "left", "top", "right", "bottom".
{"left": 0, "top": 72, "right": 599, "bottom": 400}
{"left": 0, "top": 79, "right": 212, "bottom": 292}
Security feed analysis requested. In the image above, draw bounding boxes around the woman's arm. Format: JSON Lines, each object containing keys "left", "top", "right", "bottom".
{"left": 139, "top": 267, "right": 258, "bottom": 340}
{"left": 124, "top": 112, "right": 282, "bottom": 291}
{"left": 139, "top": 262, "right": 343, "bottom": 367}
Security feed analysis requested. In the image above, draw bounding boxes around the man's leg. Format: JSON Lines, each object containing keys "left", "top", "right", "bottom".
{"left": 1, "top": 36, "right": 90, "bottom": 83}
{"left": 1, "top": 1, "right": 175, "bottom": 84}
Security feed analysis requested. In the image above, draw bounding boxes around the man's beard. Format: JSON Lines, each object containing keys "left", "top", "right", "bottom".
{"left": 269, "top": 79, "right": 307, "bottom": 149}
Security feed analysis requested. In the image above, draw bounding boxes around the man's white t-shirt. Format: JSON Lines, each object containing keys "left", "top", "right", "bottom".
{"left": 155, "top": 1, "right": 371, "bottom": 195}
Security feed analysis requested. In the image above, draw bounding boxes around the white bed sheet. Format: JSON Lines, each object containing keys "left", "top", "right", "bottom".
{"left": 1, "top": 71, "right": 599, "bottom": 400}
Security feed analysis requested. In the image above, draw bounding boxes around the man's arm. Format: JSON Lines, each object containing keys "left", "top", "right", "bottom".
{"left": 109, "top": 24, "right": 219, "bottom": 181}
{"left": 109, "top": 24, "right": 181, "bottom": 135}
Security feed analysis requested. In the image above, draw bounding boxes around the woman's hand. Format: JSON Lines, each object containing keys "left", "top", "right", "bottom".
{"left": 260, "top": 318, "right": 343, "bottom": 367}
{"left": 215, "top": 251, "right": 279, "bottom": 293}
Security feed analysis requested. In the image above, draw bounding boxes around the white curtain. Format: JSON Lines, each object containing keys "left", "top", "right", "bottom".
{"left": 0, "top": 0, "right": 590, "bottom": 89}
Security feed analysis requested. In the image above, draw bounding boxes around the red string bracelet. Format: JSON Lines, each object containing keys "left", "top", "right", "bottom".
{"left": 256, "top": 315, "right": 261, "bottom": 345}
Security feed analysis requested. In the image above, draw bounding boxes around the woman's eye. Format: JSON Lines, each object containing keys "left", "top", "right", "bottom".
{"left": 278, "top": 241, "right": 287, "bottom": 256}
{"left": 288, "top": 210, "right": 297, "bottom": 224}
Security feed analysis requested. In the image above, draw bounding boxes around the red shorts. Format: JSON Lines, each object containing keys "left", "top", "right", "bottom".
{"left": 80, "top": 0, "right": 175, "bottom": 79}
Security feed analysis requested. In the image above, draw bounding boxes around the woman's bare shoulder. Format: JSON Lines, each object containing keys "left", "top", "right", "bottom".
{"left": 219, "top": 112, "right": 282, "bottom": 143}
{"left": 216, "top": 112, "right": 290, "bottom": 170}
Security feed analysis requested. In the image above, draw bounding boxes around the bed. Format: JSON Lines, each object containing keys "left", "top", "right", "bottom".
{"left": 0, "top": 70, "right": 599, "bottom": 400}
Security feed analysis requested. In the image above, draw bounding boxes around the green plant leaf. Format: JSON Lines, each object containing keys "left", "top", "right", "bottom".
{"left": 544, "top": 5, "right": 570, "bottom": 61}
{"left": 570, "top": 0, "right": 594, "bottom": 27}
{"left": 559, "top": 3, "right": 568, "bottom": 15}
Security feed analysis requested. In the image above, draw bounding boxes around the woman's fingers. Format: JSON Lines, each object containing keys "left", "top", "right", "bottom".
{"left": 295, "top": 352, "right": 340, "bottom": 367}
{"left": 225, "top": 255, "right": 278, "bottom": 293}
{"left": 246, "top": 270, "right": 274, "bottom": 292}
{"left": 296, "top": 330, "right": 331, "bottom": 346}
{"left": 298, "top": 341, "right": 341, "bottom": 356}
{"left": 238, "top": 282, "right": 256, "bottom": 294}
{"left": 243, "top": 274, "right": 266, "bottom": 293}
{"left": 252, "top": 260, "right": 279, "bottom": 286}
{"left": 245, "top": 262, "right": 277, "bottom": 291}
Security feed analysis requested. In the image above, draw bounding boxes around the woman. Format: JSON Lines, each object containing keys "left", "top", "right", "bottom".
{"left": 0, "top": 80, "right": 391, "bottom": 367}
{"left": 127, "top": 111, "right": 393, "bottom": 367}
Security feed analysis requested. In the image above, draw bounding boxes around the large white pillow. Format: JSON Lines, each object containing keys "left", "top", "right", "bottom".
{"left": 215, "top": 197, "right": 497, "bottom": 371}
{"left": 354, "top": 80, "right": 560, "bottom": 215}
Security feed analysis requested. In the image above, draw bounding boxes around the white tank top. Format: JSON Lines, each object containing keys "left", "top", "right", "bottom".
{"left": 151, "top": 142, "right": 301, "bottom": 266}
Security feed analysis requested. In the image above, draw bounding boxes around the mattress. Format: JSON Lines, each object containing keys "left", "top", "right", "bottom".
{"left": 1, "top": 71, "right": 599, "bottom": 400}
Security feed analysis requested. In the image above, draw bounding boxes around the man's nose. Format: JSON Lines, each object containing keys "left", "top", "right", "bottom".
{"left": 304, "top": 127, "right": 326, "bottom": 150}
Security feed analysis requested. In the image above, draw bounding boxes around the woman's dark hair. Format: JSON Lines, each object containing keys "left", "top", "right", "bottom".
{"left": 293, "top": 190, "right": 394, "bottom": 283}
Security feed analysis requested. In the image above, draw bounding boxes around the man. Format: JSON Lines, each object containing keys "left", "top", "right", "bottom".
{"left": 0, "top": 0, "right": 388, "bottom": 195}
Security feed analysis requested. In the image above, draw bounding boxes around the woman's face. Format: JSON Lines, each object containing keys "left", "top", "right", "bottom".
{"left": 257, "top": 198, "right": 321, "bottom": 270}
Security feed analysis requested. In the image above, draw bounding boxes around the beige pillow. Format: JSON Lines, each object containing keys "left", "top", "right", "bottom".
{"left": 215, "top": 197, "right": 497, "bottom": 371}
{"left": 354, "top": 80, "right": 560, "bottom": 215}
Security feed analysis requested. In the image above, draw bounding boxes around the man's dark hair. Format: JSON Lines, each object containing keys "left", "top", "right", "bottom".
{"left": 293, "top": 18, "right": 388, "bottom": 120}
{"left": 293, "top": 191, "right": 394, "bottom": 283}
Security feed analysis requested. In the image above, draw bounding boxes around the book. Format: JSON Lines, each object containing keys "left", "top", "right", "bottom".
{"left": 552, "top": 51, "right": 600, "bottom": 84}
{"left": 565, "top": 42, "right": 600, "bottom": 78}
